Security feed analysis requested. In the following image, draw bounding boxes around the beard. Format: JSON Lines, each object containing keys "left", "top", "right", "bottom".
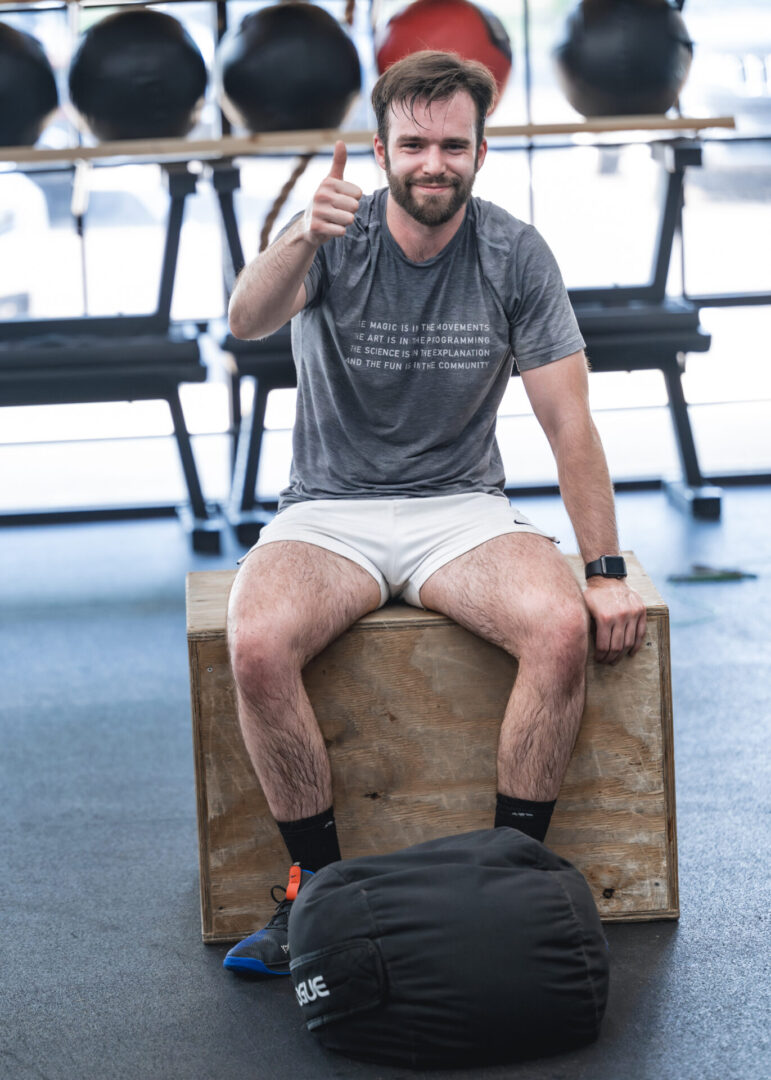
{"left": 385, "top": 152, "right": 476, "bottom": 226}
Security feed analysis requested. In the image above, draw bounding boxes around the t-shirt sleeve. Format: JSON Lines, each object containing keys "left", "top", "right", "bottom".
{"left": 303, "top": 248, "right": 328, "bottom": 306}
{"left": 508, "top": 226, "right": 585, "bottom": 372}
{"left": 272, "top": 210, "right": 329, "bottom": 307}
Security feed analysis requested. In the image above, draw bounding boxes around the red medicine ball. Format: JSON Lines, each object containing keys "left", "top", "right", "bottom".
{"left": 375, "top": 0, "right": 512, "bottom": 110}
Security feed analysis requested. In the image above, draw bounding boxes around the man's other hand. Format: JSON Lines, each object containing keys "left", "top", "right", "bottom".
{"left": 584, "top": 578, "right": 647, "bottom": 664}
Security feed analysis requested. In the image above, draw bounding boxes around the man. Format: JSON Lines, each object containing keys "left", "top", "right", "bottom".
{"left": 223, "top": 51, "right": 646, "bottom": 976}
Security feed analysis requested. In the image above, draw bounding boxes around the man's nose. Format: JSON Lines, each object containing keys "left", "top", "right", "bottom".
{"left": 420, "top": 144, "right": 445, "bottom": 175}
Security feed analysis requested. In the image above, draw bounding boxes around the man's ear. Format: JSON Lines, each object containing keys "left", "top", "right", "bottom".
{"left": 476, "top": 136, "right": 488, "bottom": 171}
{"left": 373, "top": 134, "right": 387, "bottom": 172}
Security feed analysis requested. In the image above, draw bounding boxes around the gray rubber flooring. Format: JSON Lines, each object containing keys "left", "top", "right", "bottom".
{"left": 1, "top": 487, "right": 769, "bottom": 1080}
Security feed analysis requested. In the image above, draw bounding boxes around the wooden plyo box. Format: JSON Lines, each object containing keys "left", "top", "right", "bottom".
{"left": 187, "top": 552, "right": 678, "bottom": 943}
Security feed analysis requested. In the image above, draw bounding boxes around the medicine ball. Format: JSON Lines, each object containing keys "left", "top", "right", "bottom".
{"left": 0, "top": 22, "right": 58, "bottom": 146}
{"left": 68, "top": 9, "right": 207, "bottom": 141}
{"left": 216, "top": 2, "right": 361, "bottom": 133}
{"left": 553, "top": 0, "right": 693, "bottom": 117}
{"left": 288, "top": 829, "right": 610, "bottom": 1068}
{"left": 375, "top": 0, "right": 512, "bottom": 108}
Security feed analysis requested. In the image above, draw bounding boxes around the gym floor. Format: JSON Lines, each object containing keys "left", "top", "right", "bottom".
{"left": 2, "top": 483, "right": 768, "bottom": 1080}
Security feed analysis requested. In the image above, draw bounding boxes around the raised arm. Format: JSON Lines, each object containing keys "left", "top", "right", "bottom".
{"left": 521, "top": 351, "right": 647, "bottom": 664}
{"left": 228, "top": 140, "right": 362, "bottom": 340}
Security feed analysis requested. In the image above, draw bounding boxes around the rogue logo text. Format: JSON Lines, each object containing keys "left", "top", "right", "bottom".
{"left": 295, "top": 975, "right": 330, "bottom": 1005}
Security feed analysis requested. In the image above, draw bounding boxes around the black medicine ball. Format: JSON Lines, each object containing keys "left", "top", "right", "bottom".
{"left": 553, "top": 0, "right": 693, "bottom": 117}
{"left": 0, "top": 22, "right": 58, "bottom": 147}
{"left": 288, "top": 828, "right": 610, "bottom": 1068}
{"left": 216, "top": 2, "right": 362, "bottom": 133}
{"left": 68, "top": 9, "right": 207, "bottom": 141}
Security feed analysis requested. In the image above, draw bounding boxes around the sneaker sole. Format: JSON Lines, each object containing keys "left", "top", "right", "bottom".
{"left": 222, "top": 955, "right": 290, "bottom": 976}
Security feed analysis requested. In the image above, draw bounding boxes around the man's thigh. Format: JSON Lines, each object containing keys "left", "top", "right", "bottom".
{"left": 228, "top": 540, "right": 382, "bottom": 666}
{"left": 418, "top": 531, "right": 586, "bottom": 656}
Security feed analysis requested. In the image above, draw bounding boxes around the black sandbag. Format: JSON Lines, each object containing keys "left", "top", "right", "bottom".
{"left": 288, "top": 828, "right": 609, "bottom": 1068}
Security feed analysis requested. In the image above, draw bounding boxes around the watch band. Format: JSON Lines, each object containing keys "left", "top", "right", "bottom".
{"left": 585, "top": 555, "right": 627, "bottom": 580}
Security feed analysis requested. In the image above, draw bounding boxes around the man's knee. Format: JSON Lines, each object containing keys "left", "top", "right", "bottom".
{"left": 227, "top": 541, "right": 380, "bottom": 701}
{"left": 227, "top": 566, "right": 313, "bottom": 713}
{"left": 228, "top": 615, "right": 298, "bottom": 707}
{"left": 518, "top": 594, "right": 589, "bottom": 676}
{"left": 227, "top": 552, "right": 310, "bottom": 694}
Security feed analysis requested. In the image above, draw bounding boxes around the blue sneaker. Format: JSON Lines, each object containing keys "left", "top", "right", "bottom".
{"left": 223, "top": 864, "right": 313, "bottom": 976}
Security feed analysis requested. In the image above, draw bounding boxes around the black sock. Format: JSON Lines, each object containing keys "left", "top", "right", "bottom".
{"left": 276, "top": 806, "right": 341, "bottom": 872}
{"left": 494, "top": 793, "right": 556, "bottom": 843}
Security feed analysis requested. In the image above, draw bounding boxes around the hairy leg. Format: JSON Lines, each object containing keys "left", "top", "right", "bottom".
{"left": 227, "top": 541, "right": 381, "bottom": 820}
{"left": 419, "top": 532, "right": 589, "bottom": 801}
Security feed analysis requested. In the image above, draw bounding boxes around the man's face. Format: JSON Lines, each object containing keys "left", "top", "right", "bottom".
{"left": 375, "top": 91, "right": 487, "bottom": 227}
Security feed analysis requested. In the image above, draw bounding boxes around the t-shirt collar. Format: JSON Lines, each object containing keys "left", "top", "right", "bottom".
{"left": 378, "top": 186, "right": 471, "bottom": 267}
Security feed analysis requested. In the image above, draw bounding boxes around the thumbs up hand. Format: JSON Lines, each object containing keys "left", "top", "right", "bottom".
{"left": 303, "top": 140, "right": 362, "bottom": 247}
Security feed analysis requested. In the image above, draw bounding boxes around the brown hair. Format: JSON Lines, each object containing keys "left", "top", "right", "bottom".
{"left": 371, "top": 50, "right": 497, "bottom": 152}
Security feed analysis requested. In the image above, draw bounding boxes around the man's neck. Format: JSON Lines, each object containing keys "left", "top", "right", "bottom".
{"left": 385, "top": 194, "right": 468, "bottom": 263}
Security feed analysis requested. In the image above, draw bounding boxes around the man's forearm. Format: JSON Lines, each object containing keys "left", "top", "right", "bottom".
{"left": 552, "top": 416, "right": 621, "bottom": 564}
{"left": 228, "top": 218, "right": 316, "bottom": 340}
{"left": 525, "top": 353, "right": 646, "bottom": 660}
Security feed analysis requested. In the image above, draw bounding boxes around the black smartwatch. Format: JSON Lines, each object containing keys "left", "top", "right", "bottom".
{"left": 585, "top": 555, "right": 627, "bottom": 580}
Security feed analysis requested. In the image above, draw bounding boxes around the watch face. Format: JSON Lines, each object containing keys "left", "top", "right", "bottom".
{"left": 603, "top": 556, "right": 627, "bottom": 577}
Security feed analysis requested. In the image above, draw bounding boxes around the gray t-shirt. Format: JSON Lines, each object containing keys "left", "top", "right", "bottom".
{"left": 279, "top": 187, "right": 584, "bottom": 510}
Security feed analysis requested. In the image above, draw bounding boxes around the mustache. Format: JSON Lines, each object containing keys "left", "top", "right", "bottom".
{"left": 407, "top": 176, "right": 459, "bottom": 189}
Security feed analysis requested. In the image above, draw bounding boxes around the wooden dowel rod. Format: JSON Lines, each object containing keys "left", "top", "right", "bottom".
{"left": 0, "top": 0, "right": 200, "bottom": 6}
{"left": 492, "top": 115, "right": 736, "bottom": 135}
{"left": 4, "top": 0, "right": 196, "bottom": 4}
{"left": 0, "top": 116, "right": 736, "bottom": 166}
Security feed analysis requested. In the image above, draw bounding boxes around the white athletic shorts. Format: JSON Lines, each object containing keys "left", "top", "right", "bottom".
{"left": 242, "top": 492, "right": 558, "bottom": 609}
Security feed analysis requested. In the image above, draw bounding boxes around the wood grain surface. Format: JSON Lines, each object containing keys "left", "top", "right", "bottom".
{"left": 187, "top": 552, "right": 678, "bottom": 941}
{"left": 2, "top": 116, "right": 734, "bottom": 166}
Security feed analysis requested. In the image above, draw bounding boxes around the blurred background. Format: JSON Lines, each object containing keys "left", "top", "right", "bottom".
{"left": 1, "top": 0, "right": 769, "bottom": 522}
